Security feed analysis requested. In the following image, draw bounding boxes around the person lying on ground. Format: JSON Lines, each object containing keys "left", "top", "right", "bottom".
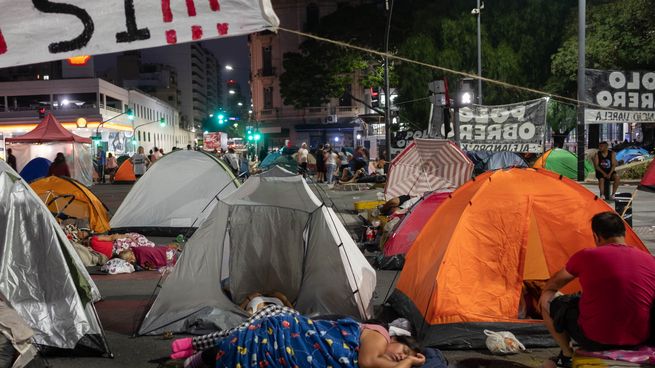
{"left": 94, "top": 232, "right": 156, "bottom": 255}
{"left": 539, "top": 211, "right": 655, "bottom": 368}
{"left": 173, "top": 306, "right": 425, "bottom": 368}
{"left": 118, "top": 244, "right": 179, "bottom": 271}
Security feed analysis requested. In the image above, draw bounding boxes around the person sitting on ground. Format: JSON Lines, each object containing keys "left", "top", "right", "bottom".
{"left": 539, "top": 212, "right": 655, "bottom": 368}
{"left": 593, "top": 141, "right": 620, "bottom": 200}
{"left": 174, "top": 309, "right": 425, "bottom": 368}
{"left": 48, "top": 152, "right": 71, "bottom": 177}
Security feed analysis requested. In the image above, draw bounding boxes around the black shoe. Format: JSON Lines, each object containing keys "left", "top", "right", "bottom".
{"left": 550, "top": 351, "right": 572, "bottom": 368}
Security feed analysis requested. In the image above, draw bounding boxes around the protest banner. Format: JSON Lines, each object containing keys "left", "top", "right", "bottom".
{"left": 0, "top": 0, "right": 279, "bottom": 68}
{"left": 584, "top": 69, "right": 655, "bottom": 124}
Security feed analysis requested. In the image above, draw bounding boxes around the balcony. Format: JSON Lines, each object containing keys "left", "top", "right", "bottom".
{"left": 255, "top": 67, "right": 276, "bottom": 78}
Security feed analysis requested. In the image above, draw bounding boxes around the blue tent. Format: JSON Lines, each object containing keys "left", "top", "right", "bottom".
{"left": 19, "top": 157, "right": 51, "bottom": 183}
{"left": 616, "top": 147, "right": 650, "bottom": 163}
{"left": 259, "top": 151, "right": 282, "bottom": 169}
{"left": 466, "top": 151, "right": 528, "bottom": 175}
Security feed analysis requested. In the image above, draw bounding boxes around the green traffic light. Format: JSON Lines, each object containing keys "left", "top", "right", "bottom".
{"left": 159, "top": 118, "right": 166, "bottom": 127}
{"left": 254, "top": 133, "right": 261, "bottom": 141}
{"left": 247, "top": 135, "right": 254, "bottom": 141}
{"left": 126, "top": 108, "right": 135, "bottom": 121}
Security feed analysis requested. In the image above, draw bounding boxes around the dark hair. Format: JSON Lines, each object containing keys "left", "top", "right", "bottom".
{"left": 591, "top": 212, "right": 625, "bottom": 239}
{"left": 392, "top": 335, "right": 422, "bottom": 355}
{"left": 54, "top": 152, "right": 66, "bottom": 164}
{"left": 599, "top": 141, "right": 609, "bottom": 146}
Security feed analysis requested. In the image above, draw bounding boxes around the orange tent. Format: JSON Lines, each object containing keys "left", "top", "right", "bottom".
{"left": 390, "top": 168, "right": 647, "bottom": 348}
{"left": 639, "top": 160, "right": 655, "bottom": 192}
{"left": 113, "top": 159, "right": 136, "bottom": 184}
{"left": 31, "top": 176, "right": 111, "bottom": 233}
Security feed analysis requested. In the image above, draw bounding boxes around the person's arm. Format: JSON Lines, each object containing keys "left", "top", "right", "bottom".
{"left": 539, "top": 268, "right": 576, "bottom": 315}
{"left": 592, "top": 153, "right": 604, "bottom": 174}
{"left": 609, "top": 152, "right": 618, "bottom": 175}
{"left": 358, "top": 330, "right": 425, "bottom": 368}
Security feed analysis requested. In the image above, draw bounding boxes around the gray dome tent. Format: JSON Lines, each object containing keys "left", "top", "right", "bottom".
{"left": 139, "top": 173, "right": 376, "bottom": 335}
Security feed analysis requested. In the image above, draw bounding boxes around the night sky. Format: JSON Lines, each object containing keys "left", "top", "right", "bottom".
{"left": 94, "top": 35, "right": 251, "bottom": 99}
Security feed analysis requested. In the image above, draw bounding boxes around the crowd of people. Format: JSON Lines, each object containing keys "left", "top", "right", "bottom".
{"left": 298, "top": 143, "right": 387, "bottom": 187}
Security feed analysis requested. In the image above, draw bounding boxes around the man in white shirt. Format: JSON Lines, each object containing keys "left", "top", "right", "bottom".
{"left": 297, "top": 143, "right": 309, "bottom": 177}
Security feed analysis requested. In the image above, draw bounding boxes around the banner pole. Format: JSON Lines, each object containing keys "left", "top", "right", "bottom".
{"left": 576, "top": 0, "right": 586, "bottom": 181}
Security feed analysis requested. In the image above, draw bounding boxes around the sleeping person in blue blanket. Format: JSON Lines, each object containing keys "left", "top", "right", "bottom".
{"left": 179, "top": 310, "right": 425, "bottom": 368}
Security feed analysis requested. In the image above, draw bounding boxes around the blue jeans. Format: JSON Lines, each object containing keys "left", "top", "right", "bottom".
{"left": 326, "top": 164, "right": 336, "bottom": 184}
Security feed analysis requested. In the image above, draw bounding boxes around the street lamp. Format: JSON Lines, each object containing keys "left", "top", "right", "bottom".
{"left": 225, "top": 65, "right": 234, "bottom": 71}
{"left": 228, "top": 90, "right": 236, "bottom": 95}
{"left": 471, "top": 1, "right": 484, "bottom": 104}
{"left": 237, "top": 102, "right": 243, "bottom": 106}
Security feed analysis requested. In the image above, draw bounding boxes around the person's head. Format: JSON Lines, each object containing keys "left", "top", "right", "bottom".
{"left": 599, "top": 141, "right": 609, "bottom": 152}
{"left": 325, "top": 144, "right": 331, "bottom": 151}
{"left": 228, "top": 147, "right": 235, "bottom": 153}
{"left": 385, "top": 336, "right": 421, "bottom": 362}
{"left": 318, "top": 144, "right": 324, "bottom": 150}
{"left": 118, "top": 249, "right": 136, "bottom": 264}
{"left": 138, "top": 146, "right": 145, "bottom": 154}
{"left": 154, "top": 146, "right": 158, "bottom": 152}
{"left": 187, "top": 144, "right": 192, "bottom": 150}
{"left": 159, "top": 148, "right": 164, "bottom": 153}
{"left": 108, "top": 153, "right": 113, "bottom": 158}
{"left": 301, "top": 143, "right": 307, "bottom": 149}
{"left": 6, "top": 148, "right": 11, "bottom": 155}
{"left": 591, "top": 211, "right": 626, "bottom": 245}
{"left": 54, "top": 152, "right": 66, "bottom": 163}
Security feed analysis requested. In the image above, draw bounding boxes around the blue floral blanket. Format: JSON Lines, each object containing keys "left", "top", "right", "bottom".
{"left": 213, "top": 314, "right": 361, "bottom": 367}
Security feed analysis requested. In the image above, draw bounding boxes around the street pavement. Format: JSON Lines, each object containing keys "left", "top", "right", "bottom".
{"left": 41, "top": 180, "right": 655, "bottom": 367}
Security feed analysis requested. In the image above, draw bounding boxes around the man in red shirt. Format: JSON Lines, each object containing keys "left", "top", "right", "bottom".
{"left": 540, "top": 212, "right": 655, "bottom": 367}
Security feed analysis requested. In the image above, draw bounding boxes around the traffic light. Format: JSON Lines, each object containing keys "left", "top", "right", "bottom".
{"left": 38, "top": 107, "right": 46, "bottom": 119}
{"left": 126, "top": 108, "right": 135, "bottom": 121}
{"left": 254, "top": 133, "right": 261, "bottom": 141}
{"left": 159, "top": 117, "right": 166, "bottom": 127}
{"left": 217, "top": 113, "right": 225, "bottom": 125}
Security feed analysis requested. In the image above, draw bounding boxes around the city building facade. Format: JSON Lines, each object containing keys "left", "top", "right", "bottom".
{"left": 0, "top": 78, "right": 192, "bottom": 160}
{"left": 249, "top": 0, "right": 369, "bottom": 150}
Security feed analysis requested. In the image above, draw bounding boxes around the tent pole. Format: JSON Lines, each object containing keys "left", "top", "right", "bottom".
{"left": 90, "top": 303, "right": 114, "bottom": 358}
{"left": 621, "top": 188, "right": 638, "bottom": 218}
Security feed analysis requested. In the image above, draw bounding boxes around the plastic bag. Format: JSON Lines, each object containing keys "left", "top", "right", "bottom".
{"left": 484, "top": 330, "right": 526, "bottom": 355}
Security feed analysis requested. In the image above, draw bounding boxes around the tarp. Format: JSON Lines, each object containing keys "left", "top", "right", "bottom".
{"left": 258, "top": 165, "right": 297, "bottom": 178}
{"left": 110, "top": 150, "right": 238, "bottom": 236}
{"left": 0, "top": 161, "right": 109, "bottom": 355}
{"left": 259, "top": 151, "right": 298, "bottom": 173}
{"left": 533, "top": 148, "right": 593, "bottom": 180}
{"left": 616, "top": 147, "right": 650, "bottom": 163}
{"left": 19, "top": 157, "right": 51, "bottom": 183}
{"left": 639, "top": 160, "right": 655, "bottom": 192}
{"left": 0, "top": 1, "right": 280, "bottom": 69}
{"left": 383, "top": 191, "right": 450, "bottom": 256}
{"left": 385, "top": 139, "right": 473, "bottom": 200}
{"left": 390, "top": 168, "right": 647, "bottom": 349}
{"left": 31, "top": 176, "right": 111, "bottom": 233}
{"left": 138, "top": 172, "right": 376, "bottom": 335}
{"left": 113, "top": 159, "right": 136, "bottom": 183}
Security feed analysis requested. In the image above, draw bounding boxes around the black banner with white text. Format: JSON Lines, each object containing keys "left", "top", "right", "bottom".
{"left": 584, "top": 69, "right": 655, "bottom": 124}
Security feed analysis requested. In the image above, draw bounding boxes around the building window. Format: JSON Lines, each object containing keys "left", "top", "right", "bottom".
{"left": 263, "top": 87, "right": 273, "bottom": 109}
{"left": 148, "top": 132, "right": 151, "bottom": 142}
{"left": 305, "top": 3, "right": 319, "bottom": 31}
{"left": 339, "top": 84, "right": 352, "bottom": 106}
{"left": 138, "top": 131, "right": 141, "bottom": 141}
{"left": 262, "top": 46, "right": 273, "bottom": 76}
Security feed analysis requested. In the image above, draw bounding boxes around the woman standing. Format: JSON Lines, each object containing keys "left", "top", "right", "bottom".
{"left": 324, "top": 144, "right": 338, "bottom": 185}
{"left": 105, "top": 153, "right": 118, "bottom": 183}
{"left": 315, "top": 144, "right": 325, "bottom": 182}
{"left": 130, "top": 146, "right": 150, "bottom": 179}
{"left": 48, "top": 152, "right": 71, "bottom": 177}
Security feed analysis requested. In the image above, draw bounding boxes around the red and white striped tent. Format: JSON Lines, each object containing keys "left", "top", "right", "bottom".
{"left": 385, "top": 139, "right": 473, "bottom": 200}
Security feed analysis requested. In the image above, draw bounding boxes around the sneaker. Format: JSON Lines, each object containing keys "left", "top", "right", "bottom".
{"left": 550, "top": 351, "right": 572, "bottom": 368}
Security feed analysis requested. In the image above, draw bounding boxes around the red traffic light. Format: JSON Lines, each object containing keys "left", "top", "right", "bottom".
{"left": 38, "top": 107, "right": 46, "bottom": 118}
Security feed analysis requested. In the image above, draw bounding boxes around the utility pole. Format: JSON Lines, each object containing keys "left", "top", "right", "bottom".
{"left": 576, "top": 0, "right": 586, "bottom": 181}
{"left": 384, "top": 0, "right": 394, "bottom": 162}
{"left": 476, "top": 0, "right": 483, "bottom": 104}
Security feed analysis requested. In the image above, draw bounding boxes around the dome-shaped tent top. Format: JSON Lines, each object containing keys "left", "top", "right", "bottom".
{"left": 19, "top": 157, "right": 51, "bottom": 183}
{"left": 110, "top": 150, "right": 239, "bottom": 236}
{"left": 533, "top": 148, "right": 593, "bottom": 179}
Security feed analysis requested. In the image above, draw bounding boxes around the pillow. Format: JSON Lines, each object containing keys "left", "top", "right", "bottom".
{"left": 101, "top": 258, "right": 135, "bottom": 275}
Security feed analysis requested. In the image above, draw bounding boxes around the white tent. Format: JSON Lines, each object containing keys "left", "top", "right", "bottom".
{"left": 139, "top": 173, "right": 376, "bottom": 335}
{"left": 110, "top": 150, "right": 239, "bottom": 236}
{"left": 0, "top": 160, "right": 109, "bottom": 355}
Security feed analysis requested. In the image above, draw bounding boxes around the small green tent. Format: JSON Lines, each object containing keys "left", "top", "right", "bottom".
{"left": 533, "top": 148, "right": 593, "bottom": 179}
